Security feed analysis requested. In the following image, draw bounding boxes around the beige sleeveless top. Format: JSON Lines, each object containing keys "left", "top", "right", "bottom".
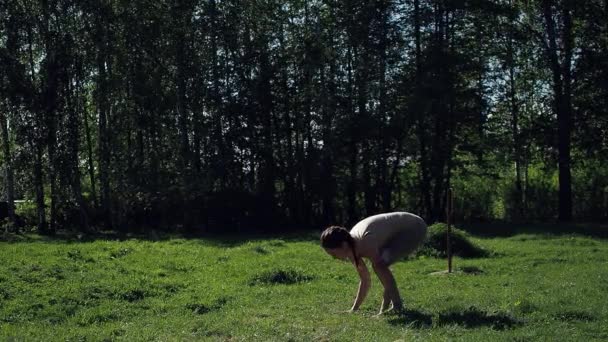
{"left": 349, "top": 212, "right": 425, "bottom": 257}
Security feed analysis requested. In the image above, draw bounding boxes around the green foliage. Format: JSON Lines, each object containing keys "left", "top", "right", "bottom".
{"left": 452, "top": 166, "right": 504, "bottom": 222}
{"left": 521, "top": 164, "right": 558, "bottom": 221}
{"left": 0, "top": 0, "right": 607, "bottom": 233}
{"left": 14, "top": 201, "right": 37, "bottom": 228}
{"left": 0, "top": 218, "right": 13, "bottom": 233}
{"left": 572, "top": 159, "right": 608, "bottom": 221}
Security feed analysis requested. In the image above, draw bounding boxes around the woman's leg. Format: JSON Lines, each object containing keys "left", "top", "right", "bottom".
{"left": 376, "top": 224, "right": 427, "bottom": 312}
{"left": 372, "top": 261, "right": 403, "bottom": 312}
{"left": 380, "top": 289, "right": 391, "bottom": 313}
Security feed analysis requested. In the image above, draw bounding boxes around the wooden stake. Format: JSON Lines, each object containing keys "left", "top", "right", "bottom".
{"left": 447, "top": 188, "right": 453, "bottom": 273}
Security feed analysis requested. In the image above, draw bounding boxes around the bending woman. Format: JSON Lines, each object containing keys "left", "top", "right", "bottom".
{"left": 320, "top": 212, "right": 427, "bottom": 315}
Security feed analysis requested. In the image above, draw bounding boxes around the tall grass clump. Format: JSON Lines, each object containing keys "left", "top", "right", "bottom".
{"left": 418, "top": 223, "right": 490, "bottom": 258}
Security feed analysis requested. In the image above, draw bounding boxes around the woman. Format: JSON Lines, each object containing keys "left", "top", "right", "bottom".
{"left": 320, "top": 212, "right": 427, "bottom": 315}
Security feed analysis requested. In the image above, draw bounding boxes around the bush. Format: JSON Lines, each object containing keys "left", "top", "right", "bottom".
{"left": 14, "top": 201, "right": 38, "bottom": 228}
{"left": 418, "top": 223, "right": 489, "bottom": 258}
{"left": 572, "top": 159, "right": 608, "bottom": 221}
{"left": 504, "top": 164, "right": 557, "bottom": 221}
{"left": 452, "top": 168, "right": 503, "bottom": 222}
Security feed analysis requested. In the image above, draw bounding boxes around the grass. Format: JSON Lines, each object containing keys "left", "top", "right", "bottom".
{"left": 1, "top": 226, "right": 607, "bottom": 341}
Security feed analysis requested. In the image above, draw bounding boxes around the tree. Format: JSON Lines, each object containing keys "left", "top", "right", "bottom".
{"left": 541, "top": 0, "right": 574, "bottom": 221}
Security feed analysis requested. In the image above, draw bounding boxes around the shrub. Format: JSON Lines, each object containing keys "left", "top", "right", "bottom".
{"left": 504, "top": 164, "right": 557, "bottom": 221}
{"left": 572, "top": 159, "right": 608, "bottom": 221}
{"left": 451, "top": 163, "right": 503, "bottom": 222}
{"left": 418, "top": 223, "right": 489, "bottom": 258}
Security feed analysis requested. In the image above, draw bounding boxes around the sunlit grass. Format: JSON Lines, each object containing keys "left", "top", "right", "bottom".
{"left": 1, "top": 228, "right": 607, "bottom": 341}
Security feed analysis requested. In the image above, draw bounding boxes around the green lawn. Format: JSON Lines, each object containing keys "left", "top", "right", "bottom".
{"left": 1, "top": 227, "right": 607, "bottom": 341}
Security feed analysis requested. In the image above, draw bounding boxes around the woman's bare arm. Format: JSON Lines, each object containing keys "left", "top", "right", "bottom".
{"left": 350, "top": 258, "right": 371, "bottom": 311}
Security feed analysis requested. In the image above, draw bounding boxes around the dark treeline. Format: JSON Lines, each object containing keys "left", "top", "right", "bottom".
{"left": 0, "top": 0, "right": 607, "bottom": 234}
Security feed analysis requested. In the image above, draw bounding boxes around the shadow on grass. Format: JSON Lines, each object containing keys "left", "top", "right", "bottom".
{"left": 4, "top": 221, "right": 605, "bottom": 246}
{"left": 459, "top": 266, "right": 484, "bottom": 274}
{"left": 249, "top": 268, "right": 314, "bottom": 286}
{"left": 436, "top": 306, "right": 521, "bottom": 330}
{"left": 200, "top": 231, "right": 319, "bottom": 248}
{"left": 463, "top": 221, "right": 608, "bottom": 239}
{"left": 186, "top": 297, "right": 230, "bottom": 315}
{"left": 387, "top": 306, "right": 521, "bottom": 331}
{"left": 387, "top": 309, "right": 433, "bottom": 328}
{"left": 0, "top": 229, "right": 321, "bottom": 247}
{"left": 553, "top": 310, "right": 595, "bottom": 322}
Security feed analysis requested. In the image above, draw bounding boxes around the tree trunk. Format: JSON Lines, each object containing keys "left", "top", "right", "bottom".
{"left": 27, "top": 24, "right": 46, "bottom": 232}
{"left": 346, "top": 44, "right": 358, "bottom": 224}
{"left": 69, "top": 77, "right": 90, "bottom": 232}
{"left": 348, "top": 143, "right": 358, "bottom": 224}
{"left": 210, "top": 0, "right": 225, "bottom": 190}
{"left": 97, "top": 14, "right": 113, "bottom": 230}
{"left": 257, "top": 47, "right": 277, "bottom": 226}
{"left": 42, "top": 0, "right": 58, "bottom": 234}
{"left": 414, "top": 0, "right": 432, "bottom": 220}
{"left": 173, "top": 4, "right": 192, "bottom": 230}
{"left": 363, "top": 157, "right": 375, "bottom": 216}
{"left": 174, "top": 3, "right": 191, "bottom": 182}
{"left": 559, "top": 3, "right": 574, "bottom": 221}
{"left": 320, "top": 51, "right": 336, "bottom": 224}
{"left": 510, "top": 64, "right": 524, "bottom": 220}
{"left": 542, "top": 0, "right": 572, "bottom": 221}
{"left": 476, "top": 20, "right": 485, "bottom": 163}
{"left": 377, "top": 5, "right": 391, "bottom": 212}
{"left": 508, "top": 1, "right": 524, "bottom": 219}
{"left": 176, "top": 50, "right": 190, "bottom": 174}
{"left": 0, "top": 109, "right": 16, "bottom": 229}
{"left": 83, "top": 95, "right": 97, "bottom": 208}
{"left": 34, "top": 144, "right": 46, "bottom": 232}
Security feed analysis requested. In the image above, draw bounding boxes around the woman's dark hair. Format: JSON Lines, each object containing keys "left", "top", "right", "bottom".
{"left": 320, "top": 226, "right": 359, "bottom": 266}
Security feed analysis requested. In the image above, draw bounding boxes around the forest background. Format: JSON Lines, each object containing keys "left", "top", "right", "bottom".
{"left": 1, "top": 0, "right": 606, "bottom": 235}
